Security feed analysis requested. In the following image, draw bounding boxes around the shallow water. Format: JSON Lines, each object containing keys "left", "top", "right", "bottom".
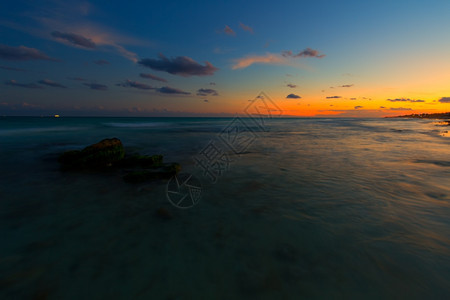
{"left": 0, "top": 116, "right": 449, "bottom": 299}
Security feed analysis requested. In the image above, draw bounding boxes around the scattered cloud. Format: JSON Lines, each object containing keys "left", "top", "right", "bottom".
{"left": 157, "top": 86, "right": 190, "bottom": 95}
{"left": 232, "top": 53, "right": 284, "bottom": 69}
{"left": 340, "top": 84, "right": 354, "bottom": 88}
{"left": 282, "top": 48, "right": 325, "bottom": 58}
{"left": 204, "top": 99, "right": 209, "bottom": 103}
{"left": 239, "top": 22, "right": 253, "bottom": 34}
{"left": 390, "top": 107, "right": 412, "bottom": 111}
{"left": 116, "top": 79, "right": 153, "bottom": 90}
{"left": 5, "top": 79, "right": 43, "bottom": 89}
{"left": 51, "top": 31, "right": 96, "bottom": 49}
{"left": 287, "top": 83, "right": 297, "bottom": 88}
{"left": 94, "top": 59, "right": 109, "bottom": 65}
{"left": 38, "top": 79, "right": 67, "bottom": 88}
{"left": 380, "top": 106, "right": 386, "bottom": 108}
{"left": 139, "top": 73, "right": 167, "bottom": 82}
{"left": 286, "top": 93, "right": 301, "bottom": 99}
{"left": 138, "top": 54, "right": 218, "bottom": 77}
{"left": 210, "top": 82, "right": 216, "bottom": 85}
{"left": 0, "top": 65, "right": 26, "bottom": 71}
{"left": 197, "top": 88, "right": 218, "bottom": 96}
{"left": 224, "top": 25, "right": 236, "bottom": 36}
{"left": 83, "top": 83, "right": 108, "bottom": 90}
{"left": 386, "top": 98, "right": 425, "bottom": 103}
{"left": 326, "top": 96, "right": 342, "bottom": 99}
{"left": 350, "top": 98, "right": 357, "bottom": 100}
{"left": 0, "top": 44, "right": 57, "bottom": 61}
{"left": 438, "top": 97, "right": 450, "bottom": 103}
{"left": 354, "top": 106, "right": 363, "bottom": 109}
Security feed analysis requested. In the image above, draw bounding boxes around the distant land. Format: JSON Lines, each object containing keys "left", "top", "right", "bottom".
{"left": 387, "top": 112, "right": 450, "bottom": 119}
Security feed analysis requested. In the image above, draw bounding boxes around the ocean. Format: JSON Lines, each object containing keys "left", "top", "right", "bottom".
{"left": 0, "top": 116, "right": 449, "bottom": 299}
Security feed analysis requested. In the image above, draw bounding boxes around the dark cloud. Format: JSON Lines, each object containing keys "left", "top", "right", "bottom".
{"left": 380, "top": 106, "right": 386, "bottom": 108}
{"left": 438, "top": 97, "right": 450, "bottom": 103}
{"left": 340, "top": 84, "right": 354, "bottom": 88}
{"left": 286, "top": 93, "right": 301, "bottom": 99}
{"left": 224, "top": 25, "right": 236, "bottom": 36}
{"left": 5, "top": 79, "right": 43, "bottom": 89}
{"left": 326, "top": 96, "right": 342, "bottom": 99}
{"left": 51, "top": 31, "right": 96, "bottom": 49}
{"left": 387, "top": 98, "right": 425, "bottom": 103}
{"left": 38, "top": 79, "right": 67, "bottom": 88}
{"left": 0, "top": 44, "right": 56, "bottom": 61}
{"left": 239, "top": 22, "right": 253, "bottom": 34}
{"left": 350, "top": 98, "right": 357, "bottom": 100}
{"left": 116, "top": 80, "right": 153, "bottom": 90}
{"left": 283, "top": 48, "right": 325, "bottom": 58}
{"left": 83, "top": 83, "right": 108, "bottom": 91}
{"left": 390, "top": 107, "right": 412, "bottom": 111}
{"left": 157, "top": 86, "right": 190, "bottom": 95}
{"left": 210, "top": 82, "right": 216, "bottom": 85}
{"left": 94, "top": 59, "right": 109, "bottom": 65}
{"left": 0, "top": 65, "right": 25, "bottom": 71}
{"left": 138, "top": 54, "right": 218, "bottom": 77}
{"left": 197, "top": 88, "right": 218, "bottom": 96}
{"left": 204, "top": 99, "right": 209, "bottom": 102}
{"left": 287, "top": 83, "right": 297, "bottom": 88}
{"left": 354, "top": 106, "right": 363, "bottom": 109}
{"left": 139, "top": 73, "right": 167, "bottom": 82}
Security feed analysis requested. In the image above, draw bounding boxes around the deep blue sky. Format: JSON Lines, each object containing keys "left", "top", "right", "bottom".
{"left": 1, "top": 0, "right": 449, "bottom": 116}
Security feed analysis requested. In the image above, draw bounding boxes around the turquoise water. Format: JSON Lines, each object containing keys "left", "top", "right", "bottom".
{"left": 0, "top": 116, "right": 449, "bottom": 299}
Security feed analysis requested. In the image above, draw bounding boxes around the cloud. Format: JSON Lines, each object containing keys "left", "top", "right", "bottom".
{"left": 326, "top": 96, "right": 342, "bottom": 99}
{"left": 0, "top": 44, "right": 56, "bottom": 61}
{"left": 224, "top": 25, "right": 236, "bottom": 36}
{"left": 0, "top": 65, "right": 25, "bottom": 71}
{"left": 51, "top": 31, "right": 96, "bottom": 49}
{"left": 380, "top": 106, "right": 386, "bottom": 109}
{"left": 197, "top": 88, "right": 218, "bottom": 96}
{"left": 282, "top": 48, "right": 325, "bottom": 58}
{"left": 438, "top": 97, "right": 450, "bottom": 103}
{"left": 239, "top": 22, "right": 253, "bottom": 34}
{"left": 390, "top": 107, "right": 412, "bottom": 111}
{"left": 139, "top": 73, "right": 167, "bottom": 82}
{"left": 354, "top": 106, "right": 363, "bottom": 109}
{"left": 139, "top": 54, "right": 218, "bottom": 77}
{"left": 210, "top": 82, "right": 216, "bottom": 85}
{"left": 232, "top": 53, "right": 284, "bottom": 69}
{"left": 116, "top": 80, "right": 153, "bottom": 90}
{"left": 5, "top": 79, "right": 43, "bottom": 89}
{"left": 38, "top": 79, "right": 67, "bottom": 88}
{"left": 287, "top": 83, "right": 297, "bottom": 88}
{"left": 204, "top": 99, "right": 209, "bottom": 103}
{"left": 94, "top": 59, "right": 109, "bottom": 65}
{"left": 83, "top": 83, "right": 108, "bottom": 90}
{"left": 386, "top": 98, "right": 425, "bottom": 103}
{"left": 157, "top": 86, "right": 190, "bottom": 95}
{"left": 340, "top": 84, "right": 354, "bottom": 88}
{"left": 286, "top": 93, "right": 301, "bottom": 99}
{"left": 350, "top": 98, "right": 357, "bottom": 100}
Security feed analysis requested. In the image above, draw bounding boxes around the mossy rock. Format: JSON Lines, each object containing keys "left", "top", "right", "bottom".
{"left": 58, "top": 138, "right": 125, "bottom": 170}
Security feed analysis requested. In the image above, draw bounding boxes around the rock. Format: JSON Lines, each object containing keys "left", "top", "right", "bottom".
{"left": 123, "top": 163, "right": 181, "bottom": 183}
{"left": 58, "top": 138, "right": 125, "bottom": 170}
{"left": 119, "top": 154, "right": 163, "bottom": 168}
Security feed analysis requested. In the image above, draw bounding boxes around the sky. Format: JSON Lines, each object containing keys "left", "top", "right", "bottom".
{"left": 0, "top": 0, "right": 449, "bottom": 117}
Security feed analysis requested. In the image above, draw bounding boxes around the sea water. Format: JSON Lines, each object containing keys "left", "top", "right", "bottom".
{"left": 0, "top": 116, "right": 449, "bottom": 299}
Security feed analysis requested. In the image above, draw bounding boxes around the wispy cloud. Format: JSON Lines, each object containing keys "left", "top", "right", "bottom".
{"left": 224, "top": 25, "right": 236, "bottom": 36}
{"left": 0, "top": 44, "right": 57, "bottom": 61}
{"left": 239, "top": 22, "right": 253, "bottom": 34}
{"left": 94, "top": 59, "right": 109, "bottom": 65}
{"left": 326, "top": 96, "right": 342, "bottom": 99}
{"left": 5, "top": 79, "right": 43, "bottom": 89}
{"left": 282, "top": 48, "right": 325, "bottom": 58}
{"left": 438, "top": 97, "right": 450, "bottom": 103}
{"left": 286, "top": 93, "right": 301, "bottom": 99}
{"left": 116, "top": 80, "right": 153, "bottom": 90}
{"left": 197, "top": 88, "right": 218, "bottom": 96}
{"left": 387, "top": 98, "right": 425, "bottom": 103}
{"left": 390, "top": 107, "right": 412, "bottom": 111}
{"left": 232, "top": 53, "right": 284, "bottom": 69}
{"left": 51, "top": 31, "right": 96, "bottom": 49}
{"left": 354, "top": 106, "right": 363, "bottom": 109}
{"left": 287, "top": 83, "right": 297, "bottom": 88}
{"left": 38, "top": 79, "right": 67, "bottom": 88}
{"left": 157, "top": 86, "right": 190, "bottom": 95}
{"left": 340, "top": 84, "right": 354, "bottom": 88}
{"left": 139, "top": 54, "right": 218, "bottom": 77}
{"left": 83, "top": 83, "right": 108, "bottom": 90}
{"left": 139, "top": 73, "right": 167, "bottom": 82}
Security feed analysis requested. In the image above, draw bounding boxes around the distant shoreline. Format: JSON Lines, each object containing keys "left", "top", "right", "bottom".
{"left": 386, "top": 112, "right": 450, "bottom": 119}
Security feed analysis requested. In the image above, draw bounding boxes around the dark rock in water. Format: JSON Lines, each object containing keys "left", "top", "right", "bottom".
{"left": 58, "top": 138, "right": 125, "bottom": 170}
{"left": 156, "top": 207, "right": 172, "bottom": 220}
{"left": 123, "top": 163, "right": 181, "bottom": 183}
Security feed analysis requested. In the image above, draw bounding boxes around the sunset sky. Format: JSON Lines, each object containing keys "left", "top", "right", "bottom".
{"left": 1, "top": 0, "right": 449, "bottom": 117}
